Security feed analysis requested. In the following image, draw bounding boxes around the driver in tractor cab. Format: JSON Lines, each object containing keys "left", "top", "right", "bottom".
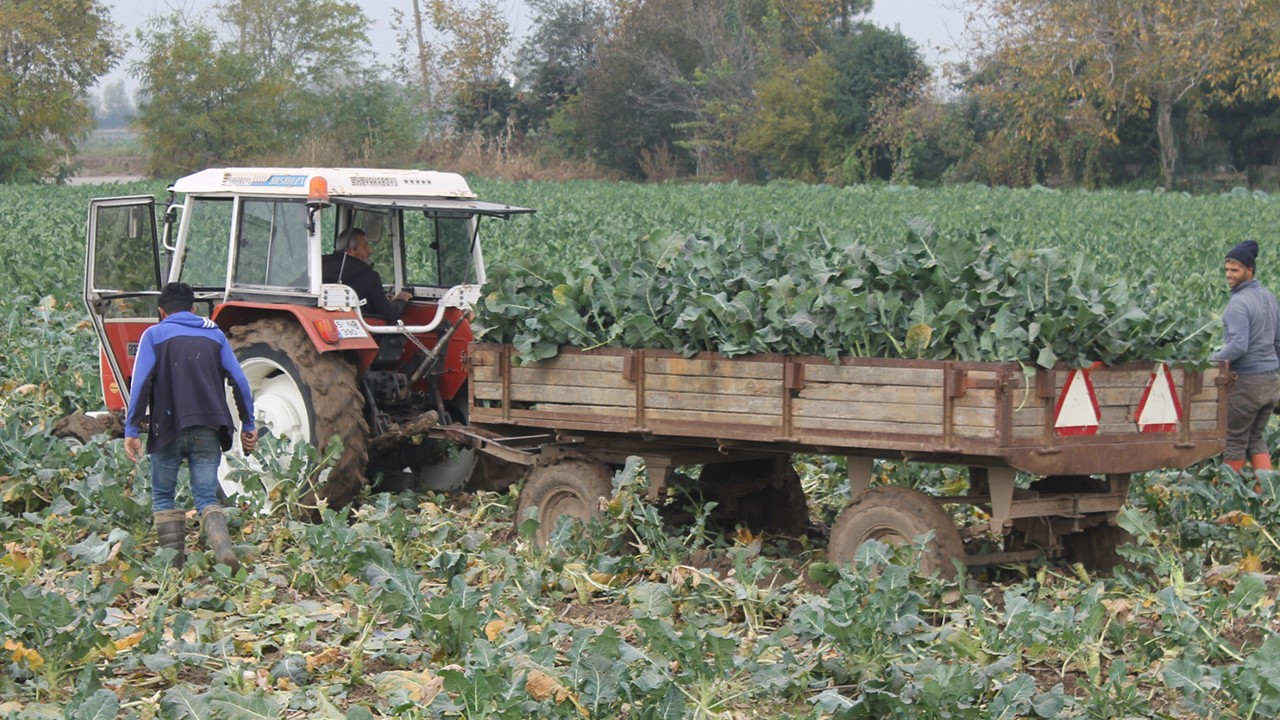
{"left": 322, "top": 227, "right": 413, "bottom": 321}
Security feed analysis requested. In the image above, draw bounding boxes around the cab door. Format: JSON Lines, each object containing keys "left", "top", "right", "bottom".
{"left": 84, "top": 196, "right": 162, "bottom": 410}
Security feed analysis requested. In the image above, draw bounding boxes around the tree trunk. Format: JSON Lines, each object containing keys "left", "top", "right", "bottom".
{"left": 1156, "top": 97, "right": 1177, "bottom": 188}
{"left": 411, "top": 0, "right": 432, "bottom": 108}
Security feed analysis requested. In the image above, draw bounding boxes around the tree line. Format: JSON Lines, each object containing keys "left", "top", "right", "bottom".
{"left": 4, "top": 0, "right": 1280, "bottom": 188}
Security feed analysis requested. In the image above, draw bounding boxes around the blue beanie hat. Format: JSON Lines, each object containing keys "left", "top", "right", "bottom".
{"left": 1227, "top": 240, "right": 1258, "bottom": 269}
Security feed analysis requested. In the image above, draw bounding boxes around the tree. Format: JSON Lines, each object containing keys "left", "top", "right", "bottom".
{"left": 969, "top": 0, "right": 1280, "bottom": 187}
{"left": 826, "top": 23, "right": 927, "bottom": 141}
{"left": 0, "top": 0, "right": 122, "bottom": 181}
{"left": 133, "top": 18, "right": 289, "bottom": 175}
{"left": 515, "top": 0, "right": 612, "bottom": 128}
{"left": 216, "top": 0, "right": 369, "bottom": 86}
{"left": 95, "top": 79, "right": 134, "bottom": 129}
{"left": 132, "top": 1, "right": 376, "bottom": 175}
{"left": 391, "top": 0, "right": 512, "bottom": 131}
{"left": 739, "top": 52, "right": 842, "bottom": 181}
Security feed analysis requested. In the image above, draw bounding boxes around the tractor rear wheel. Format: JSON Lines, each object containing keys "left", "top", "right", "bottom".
{"left": 828, "top": 485, "right": 966, "bottom": 579}
{"left": 228, "top": 318, "right": 369, "bottom": 511}
{"left": 516, "top": 459, "right": 613, "bottom": 548}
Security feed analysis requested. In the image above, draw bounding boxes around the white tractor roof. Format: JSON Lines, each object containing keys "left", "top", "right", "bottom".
{"left": 171, "top": 167, "right": 477, "bottom": 199}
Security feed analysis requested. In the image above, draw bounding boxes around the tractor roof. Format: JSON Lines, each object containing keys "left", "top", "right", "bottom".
{"left": 171, "top": 167, "right": 476, "bottom": 199}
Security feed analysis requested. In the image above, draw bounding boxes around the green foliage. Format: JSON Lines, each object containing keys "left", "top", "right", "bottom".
{"left": 827, "top": 22, "right": 928, "bottom": 141}
{"left": 133, "top": 18, "right": 292, "bottom": 176}
{"left": 741, "top": 54, "right": 843, "bottom": 182}
{"left": 479, "top": 217, "right": 1213, "bottom": 368}
{"left": 132, "top": 2, "right": 393, "bottom": 175}
{"left": 4, "top": 181, "right": 1280, "bottom": 717}
{"left": 0, "top": 0, "right": 123, "bottom": 182}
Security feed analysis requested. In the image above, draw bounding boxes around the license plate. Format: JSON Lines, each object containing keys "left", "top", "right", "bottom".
{"left": 333, "top": 319, "right": 367, "bottom": 339}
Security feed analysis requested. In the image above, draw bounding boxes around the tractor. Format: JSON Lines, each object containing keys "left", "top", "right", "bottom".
{"left": 81, "top": 167, "right": 532, "bottom": 507}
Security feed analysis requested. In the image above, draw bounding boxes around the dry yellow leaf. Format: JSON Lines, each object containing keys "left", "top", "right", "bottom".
{"left": 113, "top": 632, "right": 144, "bottom": 651}
{"left": 306, "top": 646, "right": 342, "bottom": 671}
{"left": 4, "top": 639, "right": 44, "bottom": 670}
{"left": 484, "top": 618, "right": 506, "bottom": 642}
{"left": 1102, "top": 598, "right": 1133, "bottom": 619}
{"left": 588, "top": 572, "right": 622, "bottom": 587}
{"left": 1239, "top": 553, "right": 1263, "bottom": 573}
{"left": 735, "top": 527, "right": 758, "bottom": 546}
{"left": 1215, "top": 510, "right": 1256, "bottom": 527}
{"left": 669, "top": 565, "right": 704, "bottom": 588}
{"left": 1, "top": 543, "right": 31, "bottom": 571}
{"left": 373, "top": 669, "right": 443, "bottom": 703}
{"left": 525, "top": 669, "right": 588, "bottom": 717}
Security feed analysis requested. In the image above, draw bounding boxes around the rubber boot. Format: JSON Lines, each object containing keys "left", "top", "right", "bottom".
{"left": 1250, "top": 453, "right": 1273, "bottom": 471}
{"left": 200, "top": 506, "right": 241, "bottom": 574}
{"left": 1225, "top": 458, "right": 1247, "bottom": 473}
{"left": 153, "top": 510, "right": 187, "bottom": 569}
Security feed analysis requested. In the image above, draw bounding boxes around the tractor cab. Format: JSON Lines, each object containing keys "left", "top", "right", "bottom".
{"left": 85, "top": 168, "right": 533, "bottom": 507}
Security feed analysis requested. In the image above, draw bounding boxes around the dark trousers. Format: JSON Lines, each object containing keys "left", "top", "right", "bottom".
{"left": 1226, "top": 371, "right": 1280, "bottom": 460}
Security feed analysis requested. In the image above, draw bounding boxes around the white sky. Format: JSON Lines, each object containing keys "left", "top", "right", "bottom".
{"left": 95, "top": 0, "right": 969, "bottom": 94}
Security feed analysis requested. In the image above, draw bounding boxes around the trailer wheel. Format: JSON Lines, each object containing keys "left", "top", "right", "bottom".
{"left": 516, "top": 459, "right": 613, "bottom": 548}
{"left": 699, "top": 457, "right": 809, "bottom": 536}
{"left": 228, "top": 318, "right": 369, "bottom": 512}
{"left": 828, "top": 486, "right": 966, "bottom": 579}
{"left": 1063, "top": 523, "right": 1134, "bottom": 575}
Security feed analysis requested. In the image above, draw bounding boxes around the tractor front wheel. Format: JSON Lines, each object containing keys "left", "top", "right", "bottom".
{"left": 228, "top": 318, "right": 369, "bottom": 511}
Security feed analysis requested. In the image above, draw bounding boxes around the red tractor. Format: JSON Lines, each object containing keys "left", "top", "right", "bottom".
{"left": 82, "top": 167, "right": 532, "bottom": 507}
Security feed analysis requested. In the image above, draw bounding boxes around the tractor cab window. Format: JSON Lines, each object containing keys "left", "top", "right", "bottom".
{"left": 346, "top": 207, "right": 396, "bottom": 289}
{"left": 234, "top": 199, "right": 310, "bottom": 288}
{"left": 403, "top": 211, "right": 475, "bottom": 287}
{"left": 180, "top": 198, "right": 232, "bottom": 289}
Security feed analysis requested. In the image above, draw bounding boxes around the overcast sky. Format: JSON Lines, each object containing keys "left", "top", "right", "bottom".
{"left": 96, "top": 0, "right": 969, "bottom": 94}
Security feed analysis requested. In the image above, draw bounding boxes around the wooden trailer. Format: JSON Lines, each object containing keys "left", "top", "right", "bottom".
{"left": 436, "top": 343, "right": 1228, "bottom": 574}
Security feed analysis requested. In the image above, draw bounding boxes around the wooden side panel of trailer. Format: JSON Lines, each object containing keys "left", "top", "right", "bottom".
{"left": 468, "top": 344, "right": 1227, "bottom": 474}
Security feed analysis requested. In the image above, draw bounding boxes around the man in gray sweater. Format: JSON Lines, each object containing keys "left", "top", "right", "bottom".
{"left": 1209, "top": 240, "right": 1280, "bottom": 474}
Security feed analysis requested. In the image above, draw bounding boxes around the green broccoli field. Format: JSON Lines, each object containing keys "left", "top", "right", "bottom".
{"left": 1, "top": 179, "right": 1278, "bottom": 718}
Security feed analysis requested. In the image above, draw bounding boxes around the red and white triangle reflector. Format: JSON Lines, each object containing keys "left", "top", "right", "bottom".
{"left": 1054, "top": 368, "right": 1100, "bottom": 436}
{"left": 1135, "top": 362, "right": 1182, "bottom": 433}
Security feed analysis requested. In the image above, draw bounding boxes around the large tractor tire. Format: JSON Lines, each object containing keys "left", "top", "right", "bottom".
{"left": 228, "top": 318, "right": 369, "bottom": 511}
{"left": 698, "top": 456, "right": 810, "bottom": 536}
{"left": 516, "top": 459, "right": 614, "bottom": 548}
{"left": 828, "top": 485, "right": 966, "bottom": 579}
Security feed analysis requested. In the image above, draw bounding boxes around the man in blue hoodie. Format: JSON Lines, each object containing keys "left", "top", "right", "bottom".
{"left": 124, "top": 282, "right": 258, "bottom": 571}
{"left": 1209, "top": 240, "right": 1280, "bottom": 475}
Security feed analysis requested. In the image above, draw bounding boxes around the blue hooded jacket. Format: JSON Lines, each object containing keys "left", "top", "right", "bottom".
{"left": 124, "top": 312, "right": 256, "bottom": 452}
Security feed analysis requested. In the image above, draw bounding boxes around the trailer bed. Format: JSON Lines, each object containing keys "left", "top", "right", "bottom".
{"left": 468, "top": 344, "right": 1227, "bottom": 476}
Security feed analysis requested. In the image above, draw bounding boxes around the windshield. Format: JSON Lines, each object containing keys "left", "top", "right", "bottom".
{"left": 404, "top": 211, "right": 476, "bottom": 287}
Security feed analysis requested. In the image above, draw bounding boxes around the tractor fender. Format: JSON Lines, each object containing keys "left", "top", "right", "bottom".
{"left": 212, "top": 302, "right": 379, "bottom": 354}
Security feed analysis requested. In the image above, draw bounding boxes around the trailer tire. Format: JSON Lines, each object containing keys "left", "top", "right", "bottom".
{"left": 516, "top": 459, "right": 613, "bottom": 548}
{"left": 228, "top": 318, "right": 369, "bottom": 512}
{"left": 1064, "top": 523, "right": 1134, "bottom": 575}
{"left": 828, "top": 486, "right": 965, "bottom": 579}
{"left": 699, "top": 457, "right": 809, "bottom": 536}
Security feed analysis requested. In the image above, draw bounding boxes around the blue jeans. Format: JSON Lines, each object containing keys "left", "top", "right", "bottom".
{"left": 150, "top": 426, "right": 222, "bottom": 512}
